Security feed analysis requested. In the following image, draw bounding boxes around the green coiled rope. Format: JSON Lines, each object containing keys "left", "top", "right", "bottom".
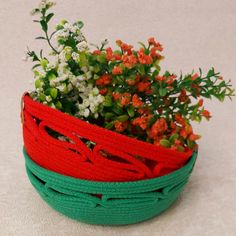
{"left": 23, "top": 148, "right": 197, "bottom": 225}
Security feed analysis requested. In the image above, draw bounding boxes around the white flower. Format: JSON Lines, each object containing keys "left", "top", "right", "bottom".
{"left": 77, "top": 75, "right": 86, "bottom": 81}
{"left": 45, "top": 63, "right": 55, "bottom": 72}
{"left": 92, "top": 87, "right": 99, "bottom": 95}
{"left": 46, "top": 95, "right": 52, "bottom": 102}
{"left": 38, "top": 0, "right": 56, "bottom": 11}
{"left": 85, "top": 71, "right": 92, "bottom": 79}
{"left": 83, "top": 108, "right": 90, "bottom": 117}
{"left": 67, "top": 83, "right": 73, "bottom": 92}
{"left": 76, "top": 34, "right": 86, "bottom": 43}
{"left": 56, "top": 84, "right": 66, "bottom": 92}
{"left": 81, "top": 66, "right": 88, "bottom": 73}
{"left": 72, "top": 52, "right": 80, "bottom": 61}
{"left": 77, "top": 41, "right": 89, "bottom": 52}
{"left": 89, "top": 103, "right": 96, "bottom": 113}
{"left": 101, "top": 39, "right": 109, "bottom": 46}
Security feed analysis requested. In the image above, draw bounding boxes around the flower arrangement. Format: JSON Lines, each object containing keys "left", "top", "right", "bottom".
{"left": 21, "top": 0, "right": 236, "bottom": 225}
{"left": 25, "top": 0, "right": 234, "bottom": 154}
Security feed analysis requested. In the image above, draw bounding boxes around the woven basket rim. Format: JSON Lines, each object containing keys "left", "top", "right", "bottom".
{"left": 23, "top": 147, "right": 197, "bottom": 187}
{"left": 22, "top": 94, "right": 193, "bottom": 161}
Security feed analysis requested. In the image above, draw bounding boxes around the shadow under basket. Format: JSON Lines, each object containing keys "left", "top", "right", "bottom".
{"left": 23, "top": 148, "right": 197, "bottom": 225}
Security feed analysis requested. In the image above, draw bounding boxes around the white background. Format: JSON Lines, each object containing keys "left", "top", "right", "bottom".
{"left": 0, "top": 0, "right": 236, "bottom": 235}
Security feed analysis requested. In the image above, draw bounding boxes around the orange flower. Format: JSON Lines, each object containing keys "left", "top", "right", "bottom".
{"left": 202, "top": 109, "right": 211, "bottom": 119}
{"left": 93, "top": 50, "right": 101, "bottom": 55}
{"left": 180, "top": 128, "right": 188, "bottom": 138}
{"left": 198, "top": 99, "right": 204, "bottom": 107}
{"left": 126, "top": 78, "right": 136, "bottom": 86}
{"left": 155, "top": 75, "right": 166, "bottom": 82}
{"left": 189, "top": 134, "right": 201, "bottom": 141}
{"left": 113, "top": 53, "right": 122, "bottom": 60}
{"left": 122, "top": 54, "right": 137, "bottom": 68}
{"left": 179, "top": 89, "right": 189, "bottom": 102}
{"left": 150, "top": 47, "right": 158, "bottom": 58}
{"left": 149, "top": 118, "right": 168, "bottom": 139}
{"left": 191, "top": 73, "right": 199, "bottom": 81}
{"left": 218, "top": 76, "right": 223, "bottom": 80}
{"left": 137, "top": 106, "right": 151, "bottom": 115}
{"left": 121, "top": 43, "right": 133, "bottom": 54}
{"left": 114, "top": 121, "right": 128, "bottom": 132}
{"left": 132, "top": 115, "right": 152, "bottom": 130}
{"left": 112, "top": 92, "right": 121, "bottom": 101}
{"left": 166, "top": 74, "right": 177, "bottom": 85}
{"left": 116, "top": 40, "right": 123, "bottom": 47}
{"left": 148, "top": 37, "right": 163, "bottom": 51}
{"left": 138, "top": 48, "right": 153, "bottom": 65}
{"left": 120, "top": 93, "right": 131, "bottom": 106}
{"left": 137, "top": 81, "right": 151, "bottom": 92}
{"left": 148, "top": 37, "right": 156, "bottom": 45}
{"left": 112, "top": 66, "right": 123, "bottom": 75}
{"left": 96, "top": 74, "right": 112, "bottom": 86}
{"left": 99, "top": 88, "right": 108, "bottom": 95}
{"left": 132, "top": 94, "right": 144, "bottom": 108}
{"left": 106, "top": 47, "right": 114, "bottom": 61}
{"left": 191, "top": 84, "right": 201, "bottom": 96}
{"left": 174, "top": 113, "right": 186, "bottom": 126}
{"left": 174, "top": 139, "right": 181, "bottom": 146}
{"left": 170, "top": 121, "right": 177, "bottom": 130}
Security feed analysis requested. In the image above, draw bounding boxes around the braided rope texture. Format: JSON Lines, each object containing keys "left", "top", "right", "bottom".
{"left": 22, "top": 94, "right": 193, "bottom": 182}
{"left": 23, "top": 148, "right": 197, "bottom": 225}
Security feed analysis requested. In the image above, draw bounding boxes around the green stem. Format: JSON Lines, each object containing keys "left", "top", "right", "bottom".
{"left": 45, "top": 31, "right": 59, "bottom": 54}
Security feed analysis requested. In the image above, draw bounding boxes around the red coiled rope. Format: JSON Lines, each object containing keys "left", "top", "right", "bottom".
{"left": 22, "top": 94, "right": 193, "bottom": 182}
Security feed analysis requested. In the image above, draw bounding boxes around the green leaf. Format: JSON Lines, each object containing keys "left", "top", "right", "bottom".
{"left": 105, "top": 121, "right": 114, "bottom": 130}
{"left": 117, "top": 115, "right": 129, "bottom": 122}
{"left": 48, "top": 73, "right": 56, "bottom": 80}
{"left": 40, "top": 59, "right": 48, "bottom": 70}
{"left": 40, "top": 49, "right": 43, "bottom": 58}
{"left": 50, "top": 88, "right": 58, "bottom": 99}
{"left": 35, "top": 36, "right": 47, "bottom": 40}
{"left": 35, "top": 79, "right": 41, "bottom": 88}
{"left": 169, "top": 134, "right": 179, "bottom": 144}
{"left": 55, "top": 101, "right": 62, "bottom": 109}
{"left": 138, "top": 42, "right": 146, "bottom": 49}
{"left": 104, "top": 112, "right": 115, "bottom": 120}
{"left": 207, "top": 68, "right": 215, "bottom": 78}
{"left": 40, "top": 20, "right": 48, "bottom": 32}
{"left": 46, "top": 13, "right": 54, "bottom": 23}
{"left": 164, "top": 71, "right": 171, "bottom": 77}
{"left": 103, "top": 95, "right": 113, "bottom": 107}
{"left": 187, "top": 139, "right": 195, "bottom": 149}
{"left": 76, "top": 21, "right": 84, "bottom": 29}
{"left": 112, "top": 105, "right": 123, "bottom": 115}
{"left": 177, "top": 145, "right": 185, "bottom": 152}
{"left": 138, "top": 65, "right": 145, "bottom": 76}
{"left": 39, "top": 93, "right": 46, "bottom": 102}
{"left": 159, "top": 88, "right": 167, "bottom": 97}
{"left": 97, "top": 54, "right": 106, "bottom": 63}
{"left": 127, "top": 106, "right": 135, "bottom": 117}
{"left": 160, "top": 139, "right": 171, "bottom": 148}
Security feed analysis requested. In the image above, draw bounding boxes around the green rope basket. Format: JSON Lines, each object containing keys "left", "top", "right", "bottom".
{"left": 23, "top": 148, "right": 197, "bottom": 225}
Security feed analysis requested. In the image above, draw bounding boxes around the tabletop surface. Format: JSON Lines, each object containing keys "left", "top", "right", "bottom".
{"left": 0, "top": 0, "right": 236, "bottom": 235}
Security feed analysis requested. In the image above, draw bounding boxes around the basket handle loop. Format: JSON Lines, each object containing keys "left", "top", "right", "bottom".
{"left": 21, "top": 92, "right": 29, "bottom": 124}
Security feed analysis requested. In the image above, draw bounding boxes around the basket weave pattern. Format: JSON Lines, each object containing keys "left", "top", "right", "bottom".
{"left": 24, "top": 148, "right": 197, "bottom": 225}
{"left": 22, "top": 95, "right": 193, "bottom": 182}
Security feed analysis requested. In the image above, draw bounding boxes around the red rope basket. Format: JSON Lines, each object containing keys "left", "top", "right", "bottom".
{"left": 22, "top": 94, "right": 193, "bottom": 182}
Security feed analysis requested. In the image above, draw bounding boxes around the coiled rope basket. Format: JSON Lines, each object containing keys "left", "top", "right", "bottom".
{"left": 21, "top": 94, "right": 197, "bottom": 225}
